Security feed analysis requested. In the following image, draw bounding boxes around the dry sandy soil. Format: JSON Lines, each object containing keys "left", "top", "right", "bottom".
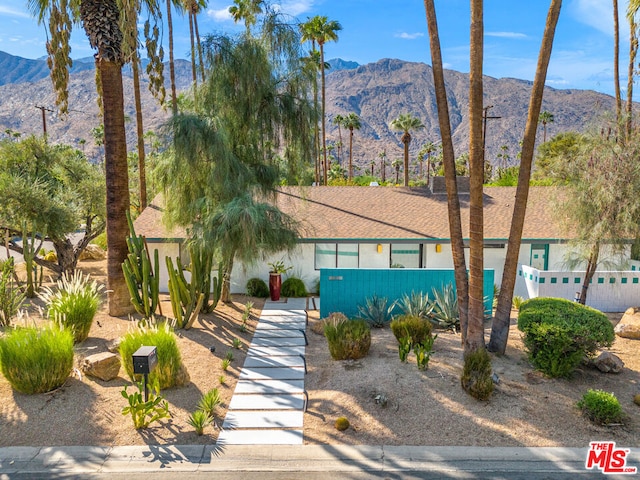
{"left": 0, "top": 258, "right": 639, "bottom": 448}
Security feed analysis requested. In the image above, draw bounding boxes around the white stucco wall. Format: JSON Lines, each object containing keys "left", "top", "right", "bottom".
{"left": 146, "top": 241, "right": 182, "bottom": 293}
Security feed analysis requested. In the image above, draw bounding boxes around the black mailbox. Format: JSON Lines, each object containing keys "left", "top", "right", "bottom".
{"left": 132, "top": 346, "right": 158, "bottom": 375}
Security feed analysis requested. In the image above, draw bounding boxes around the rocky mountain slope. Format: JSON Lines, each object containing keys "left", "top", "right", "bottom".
{"left": 0, "top": 51, "right": 618, "bottom": 173}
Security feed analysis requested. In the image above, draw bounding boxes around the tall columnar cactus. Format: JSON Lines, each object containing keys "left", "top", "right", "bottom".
{"left": 122, "top": 211, "right": 160, "bottom": 318}
{"left": 21, "top": 223, "right": 43, "bottom": 298}
{"left": 166, "top": 256, "right": 204, "bottom": 329}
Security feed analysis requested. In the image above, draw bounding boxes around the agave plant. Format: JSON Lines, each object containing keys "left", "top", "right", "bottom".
{"left": 396, "top": 291, "right": 433, "bottom": 319}
{"left": 357, "top": 294, "right": 395, "bottom": 328}
{"left": 428, "top": 283, "right": 459, "bottom": 332}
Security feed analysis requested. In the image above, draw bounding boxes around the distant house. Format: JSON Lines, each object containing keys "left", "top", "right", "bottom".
{"left": 135, "top": 182, "right": 587, "bottom": 298}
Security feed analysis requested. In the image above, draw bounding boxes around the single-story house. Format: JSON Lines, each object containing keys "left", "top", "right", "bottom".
{"left": 135, "top": 180, "right": 608, "bottom": 301}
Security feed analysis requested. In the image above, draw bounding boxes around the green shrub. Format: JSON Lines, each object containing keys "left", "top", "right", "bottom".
{"left": 198, "top": 388, "right": 221, "bottom": 418}
{"left": 324, "top": 319, "right": 371, "bottom": 360}
{"left": 313, "top": 312, "right": 348, "bottom": 336}
{"left": 396, "top": 291, "right": 433, "bottom": 319}
{"left": 119, "top": 323, "right": 186, "bottom": 389}
{"left": 460, "top": 348, "right": 493, "bottom": 400}
{"left": 577, "top": 389, "right": 624, "bottom": 425}
{"left": 518, "top": 298, "right": 614, "bottom": 377}
{"left": 357, "top": 294, "right": 394, "bottom": 328}
{"left": 429, "top": 283, "right": 459, "bottom": 332}
{"left": 335, "top": 416, "right": 350, "bottom": 431}
{"left": 390, "top": 314, "right": 433, "bottom": 345}
{"left": 0, "top": 325, "right": 74, "bottom": 394}
{"left": 414, "top": 335, "right": 437, "bottom": 370}
{"left": 39, "top": 271, "right": 103, "bottom": 343}
{"left": 187, "top": 409, "right": 212, "bottom": 435}
{"left": 246, "top": 278, "right": 269, "bottom": 297}
{"left": 281, "top": 277, "right": 308, "bottom": 297}
{"left": 0, "top": 258, "right": 25, "bottom": 327}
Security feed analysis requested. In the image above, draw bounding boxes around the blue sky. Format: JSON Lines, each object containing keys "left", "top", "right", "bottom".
{"left": 0, "top": 0, "right": 628, "bottom": 97}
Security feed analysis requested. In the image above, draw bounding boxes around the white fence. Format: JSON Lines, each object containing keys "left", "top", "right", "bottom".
{"left": 519, "top": 265, "right": 640, "bottom": 312}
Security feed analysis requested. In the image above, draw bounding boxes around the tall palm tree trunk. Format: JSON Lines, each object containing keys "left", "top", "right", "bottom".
{"left": 188, "top": 8, "right": 197, "bottom": 85}
{"left": 193, "top": 8, "right": 205, "bottom": 82}
{"left": 348, "top": 127, "right": 354, "bottom": 179}
{"left": 614, "top": 0, "right": 622, "bottom": 124}
{"left": 467, "top": 0, "right": 486, "bottom": 354}
{"left": 423, "top": 0, "right": 469, "bottom": 342}
{"left": 627, "top": 15, "right": 637, "bottom": 139}
{"left": 403, "top": 134, "right": 411, "bottom": 186}
{"left": 166, "top": 0, "right": 178, "bottom": 114}
{"left": 132, "top": 52, "right": 147, "bottom": 211}
{"left": 320, "top": 43, "right": 328, "bottom": 185}
{"left": 489, "top": 0, "right": 562, "bottom": 354}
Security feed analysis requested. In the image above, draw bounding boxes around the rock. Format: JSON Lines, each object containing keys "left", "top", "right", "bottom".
{"left": 79, "top": 244, "right": 106, "bottom": 261}
{"left": 80, "top": 352, "right": 121, "bottom": 381}
{"left": 107, "top": 338, "right": 121, "bottom": 353}
{"left": 614, "top": 307, "right": 640, "bottom": 339}
{"left": 593, "top": 352, "right": 624, "bottom": 373}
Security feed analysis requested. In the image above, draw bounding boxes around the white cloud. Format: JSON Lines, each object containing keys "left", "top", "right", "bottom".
{"left": 395, "top": 32, "right": 425, "bottom": 40}
{"left": 0, "top": 5, "right": 31, "bottom": 19}
{"left": 207, "top": 6, "right": 233, "bottom": 22}
{"left": 274, "top": 0, "right": 314, "bottom": 16}
{"left": 486, "top": 31, "right": 527, "bottom": 39}
{"left": 570, "top": 0, "right": 615, "bottom": 36}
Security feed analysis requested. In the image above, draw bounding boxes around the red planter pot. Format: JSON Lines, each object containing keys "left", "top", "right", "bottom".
{"left": 269, "top": 273, "right": 282, "bottom": 301}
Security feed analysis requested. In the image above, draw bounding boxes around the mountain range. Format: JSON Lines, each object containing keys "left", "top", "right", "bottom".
{"left": 0, "top": 50, "right": 618, "bottom": 174}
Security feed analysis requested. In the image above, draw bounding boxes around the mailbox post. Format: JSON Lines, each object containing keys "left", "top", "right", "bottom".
{"left": 132, "top": 346, "right": 158, "bottom": 401}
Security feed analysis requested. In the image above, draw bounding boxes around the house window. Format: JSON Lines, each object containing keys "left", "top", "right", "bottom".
{"left": 530, "top": 244, "right": 549, "bottom": 270}
{"left": 391, "top": 243, "right": 421, "bottom": 268}
{"left": 314, "top": 243, "right": 359, "bottom": 269}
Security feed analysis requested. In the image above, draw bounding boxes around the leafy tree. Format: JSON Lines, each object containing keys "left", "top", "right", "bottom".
{"left": 0, "top": 137, "right": 105, "bottom": 277}
{"left": 300, "top": 15, "right": 342, "bottom": 185}
{"left": 390, "top": 113, "right": 425, "bottom": 186}
{"left": 156, "top": 16, "right": 314, "bottom": 302}
{"left": 343, "top": 113, "right": 361, "bottom": 180}
{"left": 532, "top": 131, "right": 587, "bottom": 183}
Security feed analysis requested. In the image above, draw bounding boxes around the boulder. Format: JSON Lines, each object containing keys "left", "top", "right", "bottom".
{"left": 80, "top": 352, "right": 121, "bottom": 381}
{"left": 79, "top": 244, "right": 106, "bottom": 261}
{"left": 593, "top": 352, "right": 625, "bottom": 374}
{"left": 614, "top": 307, "right": 640, "bottom": 339}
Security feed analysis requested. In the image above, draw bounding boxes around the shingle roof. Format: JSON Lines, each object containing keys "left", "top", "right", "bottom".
{"left": 135, "top": 186, "right": 565, "bottom": 242}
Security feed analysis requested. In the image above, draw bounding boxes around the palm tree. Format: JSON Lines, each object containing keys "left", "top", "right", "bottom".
{"left": 229, "top": 0, "right": 264, "bottom": 35}
{"left": 466, "top": 0, "right": 486, "bottom": 355}
{"left": 424, "top": 0, "right": 469, "bottom": 341}
{"left": 300, "top": 16, "right": 342, "bottom": 186}
{"left": 614, "top": 0, "right": 622, "bottom": 124}
{"left": 369, "top": 159, "right": 376, "bottom": 177}
{"left": 378, "top": 150, "right": 387, "bottom": 182}
{"left": 391, "top": 159, "right": 402, "bottom": 184}
{"left": 626, "top": 4, "right": 638, "bottom": 138}
{"left": 165, "top": 0, "right": 183, "bottom": 114}
{"left": 342, "top": 113, "right": 361, "bottom": 180}
{"left": 538, "top": 110, "right": 554, "bottom": 142}
{"left": 418, "top": 141, "right": 438, "bottom": 185}
{"left": 489, "top": 0, "right": 562, "bottom": 355}
{"left": 333, "top": 114, "right": 344, "bottom": 164}
{"left": 300, "top": 48, "right": 323, "bottom": 184}
{"left": 29, "top": 0, "right": 132, "bottom": 316}
{"left": 390, "top": 113, "right": 424, "bottom": 186}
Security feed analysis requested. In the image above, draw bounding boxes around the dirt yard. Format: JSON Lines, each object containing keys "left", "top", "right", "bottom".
{"left": 0, "top": 258, "right": 638, "bottom": 448}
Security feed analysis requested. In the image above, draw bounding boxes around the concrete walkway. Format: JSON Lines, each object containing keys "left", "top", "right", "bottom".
{"left": 217, "top": 298, "right": 309, "bottom": 446}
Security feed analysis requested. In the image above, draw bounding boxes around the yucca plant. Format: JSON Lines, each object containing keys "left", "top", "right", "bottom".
{"left": 0, "top": 325, "right": 74, "bottom": 394}
{"left": 187, "top": 409, "right": 212, "bottom": 435}
{"left": 357, "top": 294, "right": 394, "bottom": 328}
{"left": 429, "top": 284, "right": 459, "bottom": 332}
{"left": 39, "top": 271, "right": 103, "bottom": 343}
{"left": 119, "top": 323, "right": 186, "bottom": 389}
{"left": 198, "top": 388, "right": 221, "bottom": 418}
{"left": 396, "top": 291, "right": 433, "bottom": 319}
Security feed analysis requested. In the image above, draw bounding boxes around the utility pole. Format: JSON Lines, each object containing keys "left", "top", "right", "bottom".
{"left": 482, "top": 105, "right": 501, "bottom": 165}
{"left": 34, "top": 105, "right": 54, "bottom": 141}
